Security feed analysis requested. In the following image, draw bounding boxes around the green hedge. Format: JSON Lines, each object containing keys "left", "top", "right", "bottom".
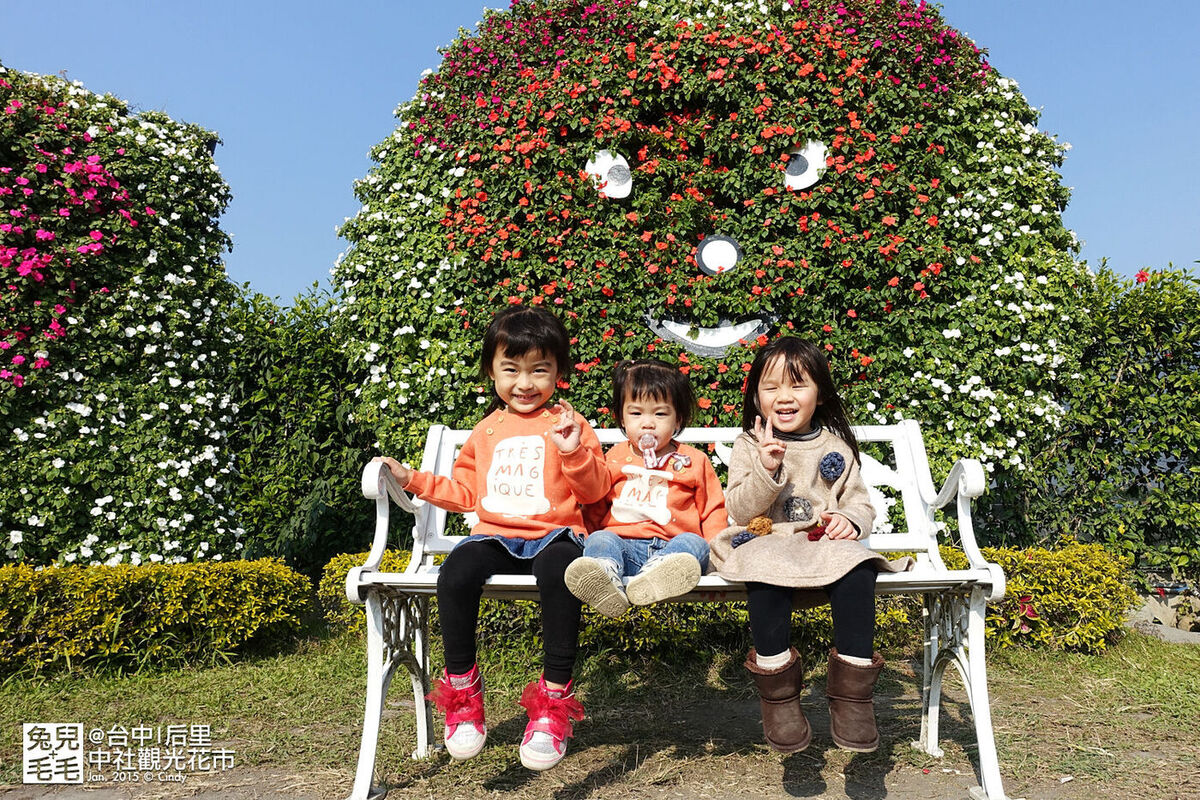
{"left": 322, "top": 541, "right": 1135, "bottom": 663}
{"left": 942, "top": 541, "right": 1137, "bottom": 653}
{"left": 0, "top": 559, "right": 310, "bottom": 675}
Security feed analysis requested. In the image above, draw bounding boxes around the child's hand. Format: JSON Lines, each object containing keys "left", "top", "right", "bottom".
{"left": 820, "top": 512, "right": 859, "bottom": 540}
{"left": 753, "top": 416, "right": 786, "bottom": 473}
{"left": 372, "top": 456, "right": 411, "bottom": 487}
{"left": 550, "top": 399, "right": 582, "bottom": 453}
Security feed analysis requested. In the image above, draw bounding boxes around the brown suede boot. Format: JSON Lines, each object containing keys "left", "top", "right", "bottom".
{"left": 744, "top": 648, "right": 811, "bottom": 753}
{"left": 826, "top": 648, "right": 884, "bottom": 752}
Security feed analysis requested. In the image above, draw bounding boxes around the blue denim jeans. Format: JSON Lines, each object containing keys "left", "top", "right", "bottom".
{"left": 582, "top": 530, "right": 710, "bottom": 576}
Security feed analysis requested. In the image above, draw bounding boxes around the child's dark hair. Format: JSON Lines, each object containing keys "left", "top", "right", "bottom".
{"left": 480, "top": 305, "right": 571, "bottom": 414}
{"left": 612, "top": 359, "right": 695, "bottom": 432}
{"left": 740, "top": 337, "right": 860, "bottom": 463}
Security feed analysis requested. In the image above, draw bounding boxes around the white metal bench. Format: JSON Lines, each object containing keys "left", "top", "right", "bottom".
{"left": 344, "top": 420, "right": 1008, "bottom": 800}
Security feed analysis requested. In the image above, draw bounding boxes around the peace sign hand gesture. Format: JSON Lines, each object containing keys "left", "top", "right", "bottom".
{"left": 753, "top": 415, "right": 786, "bottom": 473}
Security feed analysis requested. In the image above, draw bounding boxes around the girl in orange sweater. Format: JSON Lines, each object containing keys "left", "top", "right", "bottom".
{"left": 374, "top": 306, "right": 607, "bottom": 771}
{"left": 566, "top": 359, "right": 728, "bottom": 617}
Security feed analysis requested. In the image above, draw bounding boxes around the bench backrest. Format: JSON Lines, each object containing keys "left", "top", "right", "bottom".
{"left": 407, "top": 419, "right": 948, "bottom": 571}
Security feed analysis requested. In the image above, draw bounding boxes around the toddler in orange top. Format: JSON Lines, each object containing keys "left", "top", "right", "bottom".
{"left": 565, "top": 359, "right": 728, "bottom": 617}
{"left": 373, "top": 306, "right": 607, "bottom": 771}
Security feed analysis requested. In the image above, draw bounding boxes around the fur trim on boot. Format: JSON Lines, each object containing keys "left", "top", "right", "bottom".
{"left": 826, "top": 648, "right": 884, "bottom": 753}
{"left": 745, "top": 647, "right": 811, "bottom": 753}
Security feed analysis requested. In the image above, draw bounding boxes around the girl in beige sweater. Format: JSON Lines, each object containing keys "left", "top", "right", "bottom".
{"left": 711, "top": 337, "right": 907, "bottom": 754}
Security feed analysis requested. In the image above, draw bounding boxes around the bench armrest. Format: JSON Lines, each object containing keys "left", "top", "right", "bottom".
{"left": 926, "top": 457, "right": 1005, "bottom": 602}
{"left": 361, "top": 460, "right": 421, "bottom": 513}
{"left": 346, "top": 461, "right": 426, "bottom": 605}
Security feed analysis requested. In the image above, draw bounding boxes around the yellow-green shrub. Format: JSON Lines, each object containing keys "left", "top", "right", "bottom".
{"left": 0, "top": 559, "right": 310, "bottom": 675}
{"left": 323, "top": 551, "right": 918, "bottom": 664}
{"left": 318, "top": 551, "right": 411, "bottom": 633}
{"left": 940, "top": 541, "right": 1137, "bottom": 653}
{"left": 326, "top": 543, "right": 1134, "bottom": 659}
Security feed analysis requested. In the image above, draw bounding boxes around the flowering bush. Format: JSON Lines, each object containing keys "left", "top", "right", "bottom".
{"left": 334, "top": 0, "right": 1089, "bottom": 544}
{"left": 1, "top": 64, "right": 244, "bottom": 566}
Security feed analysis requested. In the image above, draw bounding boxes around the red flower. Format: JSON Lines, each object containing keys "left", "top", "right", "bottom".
{"left": 1135, "top": 269, "right": 1149, "bottom": 283}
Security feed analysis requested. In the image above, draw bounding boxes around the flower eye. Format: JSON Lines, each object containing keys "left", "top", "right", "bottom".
{"left": 695, "top": 234, "right": 743, "bottom": 276}
{"left": 585, "top": 149, "right": 632, "bottom": 198}
{"left": 783, "top": 140, "right": 828, "bottom": 191}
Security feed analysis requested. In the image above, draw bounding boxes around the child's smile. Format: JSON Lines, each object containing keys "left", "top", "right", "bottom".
{"left": 490, "top": 347, "right": 558, "bottom": 414}
{"left": 756, "top": 357, "right": 820, "bottom": 435}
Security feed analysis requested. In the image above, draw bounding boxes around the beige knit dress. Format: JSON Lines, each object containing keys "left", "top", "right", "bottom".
{"left": 710, "top": 431, "right": 912, "bottom": 596}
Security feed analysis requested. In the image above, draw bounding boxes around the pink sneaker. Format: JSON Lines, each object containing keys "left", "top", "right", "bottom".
{"left": 427, "top": 665, "right": 486, "bottom": 760}
{"left": 517, "top": 676, "right": 584, "bottom": 771}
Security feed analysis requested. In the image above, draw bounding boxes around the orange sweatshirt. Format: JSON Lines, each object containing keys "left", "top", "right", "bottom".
{"left": 594, "top": 440, "right": 729, "bottom": 541}
{"left": 403, "top": 406, "right": 609, "bottom": 539}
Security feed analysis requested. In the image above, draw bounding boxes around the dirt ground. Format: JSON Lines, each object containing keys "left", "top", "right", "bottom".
{"left": 6, "top": 653, "right": 1188, "bottom": 800}
{"left": 7, "top": 616, "right": 1200, "bottom": 800}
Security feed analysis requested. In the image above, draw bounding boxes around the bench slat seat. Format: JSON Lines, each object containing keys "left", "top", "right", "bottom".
{"left": 359, "top": 568, "right": 998, "bottom": 599}
{"left": 344, "top": 420, "right": 1009, "bottom": 800}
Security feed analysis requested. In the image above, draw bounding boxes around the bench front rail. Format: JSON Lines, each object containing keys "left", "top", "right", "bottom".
{"left": 345, "top": 420, "right": 1008, "bottom": 800}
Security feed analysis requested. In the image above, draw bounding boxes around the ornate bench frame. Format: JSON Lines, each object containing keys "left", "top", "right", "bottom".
{"left": 344, "top": 420, "right": 1008, "bottom": 800}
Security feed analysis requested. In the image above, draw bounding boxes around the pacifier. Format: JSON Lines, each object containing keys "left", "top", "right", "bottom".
{"left": 638, "top": 433, "right": 659, "bottom": 469}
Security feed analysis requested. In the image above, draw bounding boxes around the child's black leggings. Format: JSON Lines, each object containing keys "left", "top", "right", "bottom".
{"left": 746, "top": 561, "right": 877, "bottom": 659}
{"left": 437, "top": 537, "right": 582, "bottom": 685}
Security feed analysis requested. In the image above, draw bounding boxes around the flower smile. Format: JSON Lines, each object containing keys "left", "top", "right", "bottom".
{"left": 645, "top": 314, "right": 772, "bottom": 357}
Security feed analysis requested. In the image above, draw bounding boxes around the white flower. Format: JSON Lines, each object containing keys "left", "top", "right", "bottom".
{"left": 941, "top": 328, "right": 962, "bottom": 339}
{"left": 9, "top": 531, "right": 22, "bottom": 545}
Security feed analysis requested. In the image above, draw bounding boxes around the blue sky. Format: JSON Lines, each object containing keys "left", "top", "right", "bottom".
{"left": 4, "top": 1, "right": 1197, "bottom": 303}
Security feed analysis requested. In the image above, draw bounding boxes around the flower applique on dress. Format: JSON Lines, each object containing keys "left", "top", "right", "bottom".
{"left": 819, "top": 452, "right": 845, "bottom": 481}
{"left": 731, "top": 515, "right": 774, "bottom": 548}
{"left": 783, "top": 496, "right": 814, "bottom": 524}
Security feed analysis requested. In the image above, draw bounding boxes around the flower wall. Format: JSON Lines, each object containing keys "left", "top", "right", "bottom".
{"left": 335, "top": 0, "right": 1091, "bottom": 542}
{"left": 1, "top": 64, "right": 244, "bottom": 566}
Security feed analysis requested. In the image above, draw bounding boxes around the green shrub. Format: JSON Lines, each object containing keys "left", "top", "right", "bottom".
{"left": 318, "top": 551, "right": 411, "bottom": 632}
{"left": 225, "top": 289, "right": 377, "bottom": 575}
{"left": 325, "top": 542, "right": 1131, "bottom": 663}
{"left": 1020, "top": 268, "right": 1200, "bottom": 580}
{"left": 941, "top": 541, "right": 1136, "bottom": 653}
{"left": 0, "top": 559, "right": 310, "bottom": 675}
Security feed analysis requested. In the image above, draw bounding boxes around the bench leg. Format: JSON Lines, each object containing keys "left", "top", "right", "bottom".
{"left": 346, "top": 592, "right": 433, "bottom": 800}
{"left": 914, "top": 589, "right": 1007, "bottom": 800}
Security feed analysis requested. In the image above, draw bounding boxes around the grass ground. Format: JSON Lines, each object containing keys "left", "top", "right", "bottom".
{"left": 1, "top": 629, "right": 1197, "bottom": 799}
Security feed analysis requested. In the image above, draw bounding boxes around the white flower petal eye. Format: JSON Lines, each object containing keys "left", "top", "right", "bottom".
{"left": 696, "top": 234, "right": 743, "bottom": 275}
{"left": 784, "top": 140, "right": 828, "bottom": 190}
{"left": 585, "top": 149, "right": 633, "bottom": 198}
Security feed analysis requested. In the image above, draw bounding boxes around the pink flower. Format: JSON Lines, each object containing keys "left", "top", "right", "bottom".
{"left": 89, "top": 230, "right": 103, "bottom": 241}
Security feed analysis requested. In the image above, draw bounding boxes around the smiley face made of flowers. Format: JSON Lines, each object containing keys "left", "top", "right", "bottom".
{"left": 339, "top": 0, "right": 1084, "bottom": 484}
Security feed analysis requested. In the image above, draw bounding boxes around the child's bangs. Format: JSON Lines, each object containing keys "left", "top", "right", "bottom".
{"left": 768, "top": 351, "right": 814, "bottom": 385}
